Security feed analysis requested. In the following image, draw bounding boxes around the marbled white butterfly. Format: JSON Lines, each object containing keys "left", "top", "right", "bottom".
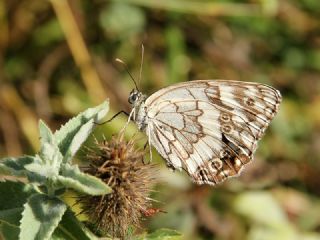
{"left": 127, "top": 79, "right": 281, "bottom": 186}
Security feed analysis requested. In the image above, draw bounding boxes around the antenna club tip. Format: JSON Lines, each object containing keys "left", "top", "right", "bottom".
{"left": 115, "top": 58, "right": 125, "bottom": 64}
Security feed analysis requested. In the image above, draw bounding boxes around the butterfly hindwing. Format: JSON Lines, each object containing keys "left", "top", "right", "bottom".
{"left": 144, "top": 80, "right": 281, "bottom": 185}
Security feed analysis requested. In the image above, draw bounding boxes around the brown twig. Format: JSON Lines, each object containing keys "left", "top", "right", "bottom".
{"left": 50, "top": 0, "right": 106, "bottom": 104}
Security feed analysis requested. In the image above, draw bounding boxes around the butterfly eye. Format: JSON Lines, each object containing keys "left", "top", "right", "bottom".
{"left": 128, "top": 93, "right": 138, "bottom": 104}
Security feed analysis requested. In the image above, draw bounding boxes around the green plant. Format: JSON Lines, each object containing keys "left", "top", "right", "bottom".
{"left": 0, "top": 101, "right": 111, "bottom": 239}
{"left": 0, "top": 101, "right": 182, "bottom": 240}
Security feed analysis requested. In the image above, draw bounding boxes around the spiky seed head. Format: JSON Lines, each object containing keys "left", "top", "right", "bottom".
{"left": 79, "top": 135, "right": 156, "bottom": 239}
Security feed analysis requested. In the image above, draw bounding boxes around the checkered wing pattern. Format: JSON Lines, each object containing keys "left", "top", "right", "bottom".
{"left": 143, "top": 80, "right": 281, "bottom": 185}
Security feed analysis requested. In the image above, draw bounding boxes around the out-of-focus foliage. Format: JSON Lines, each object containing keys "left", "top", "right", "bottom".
{"left": 0, "top": 0, "right": 319, "bottom": 239}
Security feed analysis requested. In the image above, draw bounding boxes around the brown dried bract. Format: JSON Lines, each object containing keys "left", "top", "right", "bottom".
{"left": 79, "top": 135, "right": 157, "bottom": 239}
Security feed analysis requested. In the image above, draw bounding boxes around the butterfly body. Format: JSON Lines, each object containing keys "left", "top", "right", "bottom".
{"left": 128, "top": 89, "right": 148, "bottom": 131}
{"left": 128, "top": 80, "right": 281, "bottom": 186}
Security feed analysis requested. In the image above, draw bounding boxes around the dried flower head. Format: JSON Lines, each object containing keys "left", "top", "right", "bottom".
{"left": 79, "top": 135, "right": 156, "bottom": 238}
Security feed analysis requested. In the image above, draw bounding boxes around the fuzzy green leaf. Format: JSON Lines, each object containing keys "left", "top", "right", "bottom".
{"left": 0, "top": 182, "right": 36, "bottom": 228}
{"left": 19, "top": 194, "right": 67, "bottom": 240}
{"left": 53, "top": 100, "right": 109, "bottom": 163}
{"left": 0, "top": 156, "right": 37, "bottom": 178}
{"left": 30, "top": 143, "right": 63, "bottom": 178}
{"left": 24, "top": 162, "right": 56, "bottom": 180}
{"left": 62, "top": 119, "right": 94, "bottom": 163}
{"left": 0, "top": 182, "right": 37, "bottom": 211}
{"left": 136, "top": 229, "right": 182, "bottom": 240}
{"left": 40, "top": 143, "right": 63, "bottom": 167}
{"left": 38, "top": 120, "right": 55, "bottom": 146}
{"left": 38, "top": 120, "right": 63, "bottom": 172}
{"left": 57, "top": 163, "right": 112, "bottom": 195}
{"left": 0, "top": 156, "right": 46, "bottom": 184}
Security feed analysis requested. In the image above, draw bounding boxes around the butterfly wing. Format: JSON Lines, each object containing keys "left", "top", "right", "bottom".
{"left": 144, "top": 80, "right": 282, "bottom": 185}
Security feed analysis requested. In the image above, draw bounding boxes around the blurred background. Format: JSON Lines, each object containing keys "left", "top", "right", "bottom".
{"left": 0, "top": 0, "right": 320, "bottom": 239}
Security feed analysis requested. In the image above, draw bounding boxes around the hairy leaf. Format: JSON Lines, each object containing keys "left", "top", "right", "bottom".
{"left": 53, "top": 100, "right": 109, "bottom": 163}
{"left": 57, "top": 163, "right": 112, "bottom": 195}
{"left": 19, "top": 194, "right": 67, "bottom": 240}
{"left": 30, "top": 144, "right": 63, "bottom": 178}
{"left": 38, "top": 120, "right": 55, "bottom": 146}
{"left": 0, "top": 156, "right": 37, "bottom": 178}
{"left": 0, "top": 182, "right": 37, "bottom": 212}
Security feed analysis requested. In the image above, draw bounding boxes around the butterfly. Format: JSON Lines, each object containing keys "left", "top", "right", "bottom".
{"left": 126, "top": 79, "right": 281, "bottom": 186}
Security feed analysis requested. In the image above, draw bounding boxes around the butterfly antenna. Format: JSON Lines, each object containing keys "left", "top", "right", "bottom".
{"left": 115, "top": 58, "right": 139, "bottom": 91}
{"left": 138, "top": 44, "right": 144, "bottom": 88}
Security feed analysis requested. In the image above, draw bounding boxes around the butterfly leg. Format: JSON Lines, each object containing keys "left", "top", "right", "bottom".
{"left": 141, "top": 140, "right": 150, "bottom": 164}
{"left": 142, "top": 128, "right": 155, "bottom": 165}
{"left": 94, "top": 110, "right": 129, "bottom": 125}
{"left": 118, "top": 108, "right": 135, "bottom": 141}
{"left": 143, "top": 141, "right": 148, "bottom": 150}
{"left": 148, "top": 127, "right": 153, "bottom": 162}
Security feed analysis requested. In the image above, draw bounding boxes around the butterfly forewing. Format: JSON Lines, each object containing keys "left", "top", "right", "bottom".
{"left": 143, "top": 80, "right": 281, "bottom": 186}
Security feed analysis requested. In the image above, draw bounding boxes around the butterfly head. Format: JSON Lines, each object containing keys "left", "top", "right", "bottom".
{"left": 128, "top": 89, "right": 146, "bottom": 106}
